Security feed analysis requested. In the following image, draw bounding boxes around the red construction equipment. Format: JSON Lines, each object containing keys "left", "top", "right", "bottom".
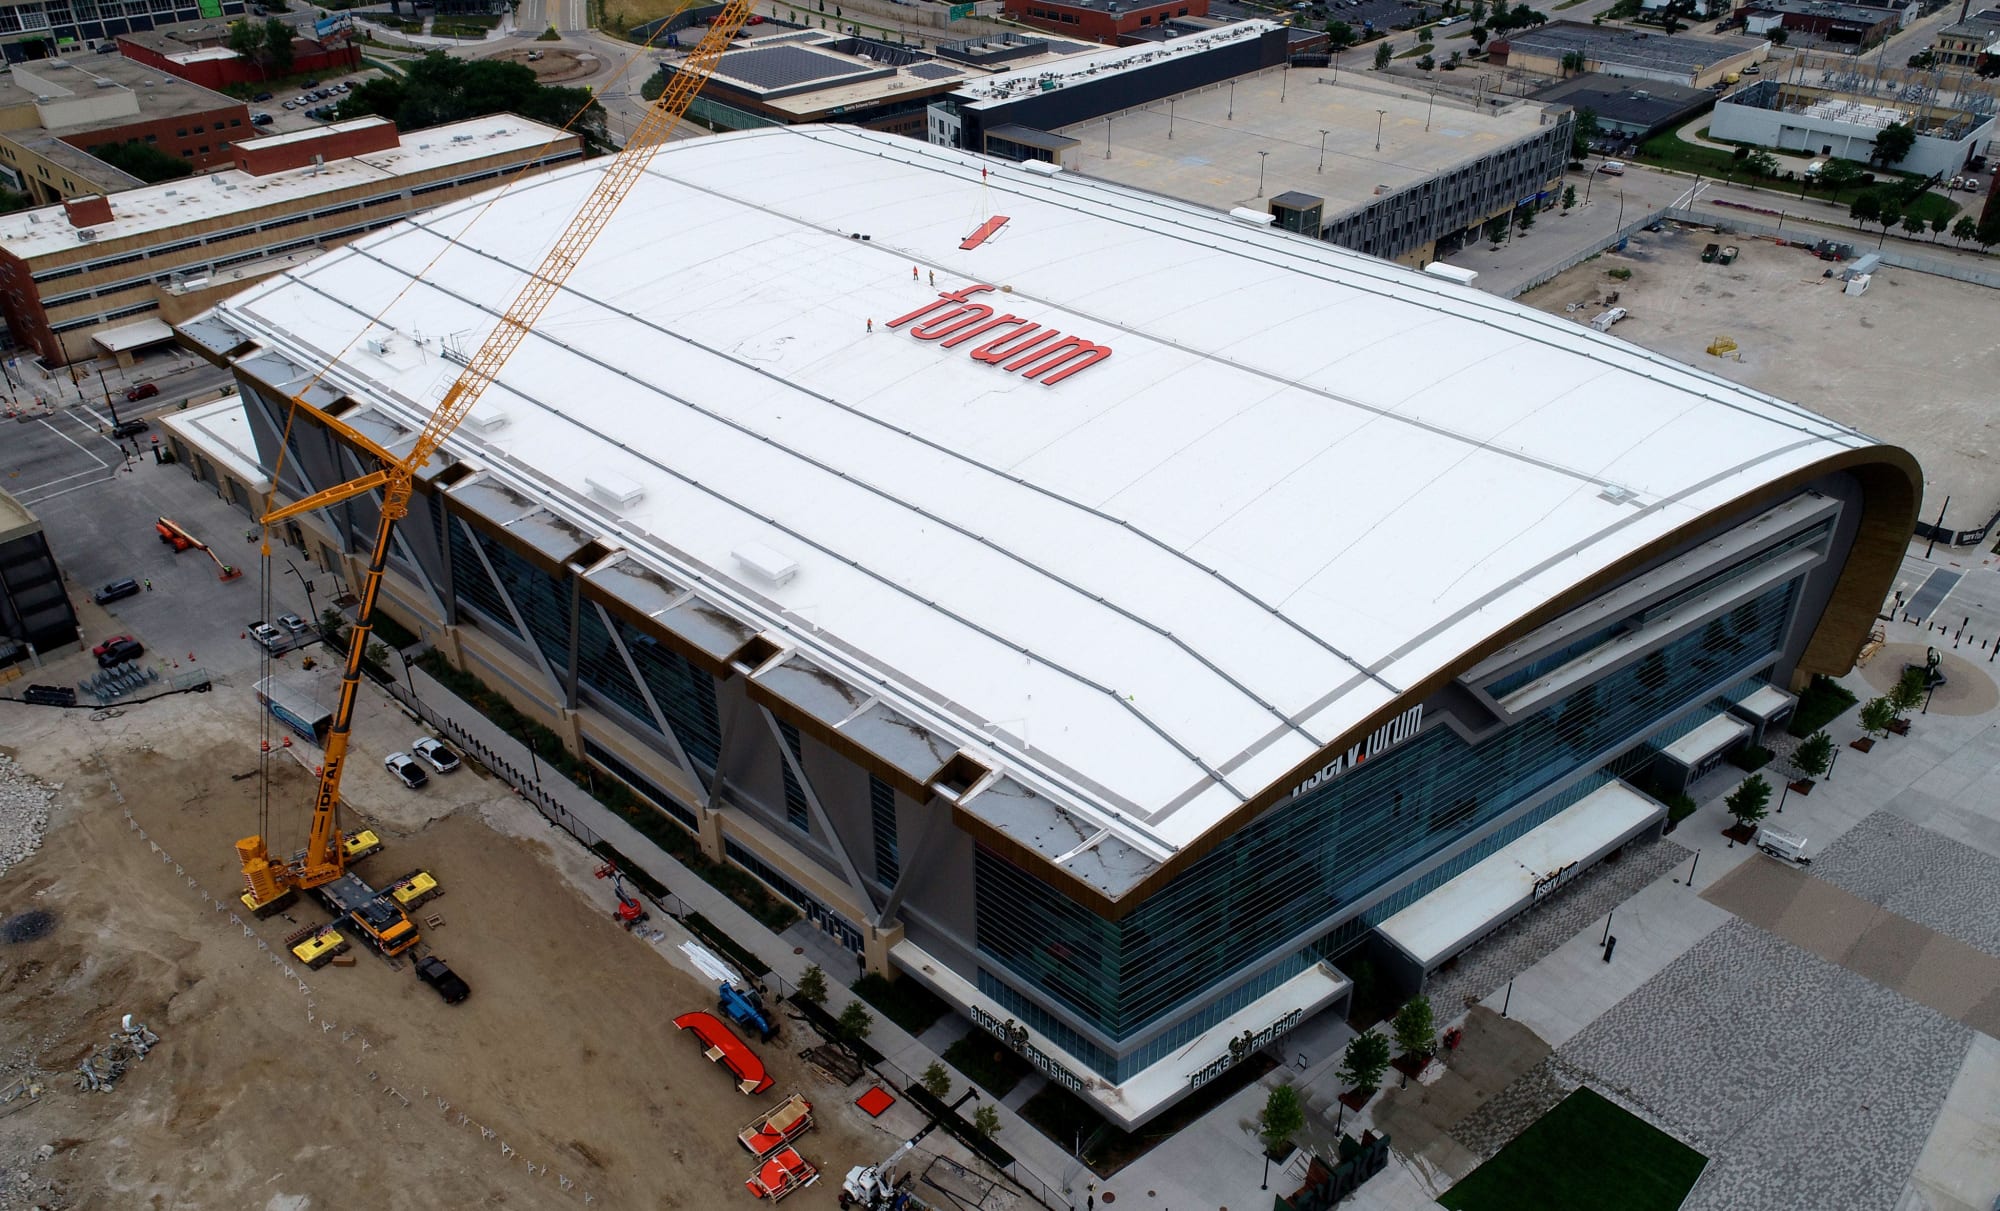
{"left": 744, "top": 1147, "right": 819, "bottom": 1200}
{"left": 155, "top": 516, "right": 243, "bottom": 580}
{"left": 674, "top": 1011, "right": 773, "bottom": 1095}
{"left": 594, "top": 862, "right": 651, "bottom": 929}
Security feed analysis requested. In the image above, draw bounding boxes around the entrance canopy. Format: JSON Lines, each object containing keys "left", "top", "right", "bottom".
{"left": 90, "top": 317, "right": 176, "bottom": 355}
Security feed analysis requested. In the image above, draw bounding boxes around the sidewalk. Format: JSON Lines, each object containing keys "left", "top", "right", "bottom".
{"left": 382, "top": 656, "right": 1088, "bottom": 1207}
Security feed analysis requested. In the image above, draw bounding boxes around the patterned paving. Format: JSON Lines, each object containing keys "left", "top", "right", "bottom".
{"left": 1813, "top": 811, "right": 2000, "bottom": 958}
{"left": 1555, "top": 919, "right": 1970, "bottom": 1211}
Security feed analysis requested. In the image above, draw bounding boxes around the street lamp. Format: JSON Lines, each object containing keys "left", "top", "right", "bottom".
{"left": 283, "top": 559, "right": 319, "bottom": 636}
{"left": 1584, "top": 162, "right": 1603, "bottom": 204}
{"left": 1616, "top": 189, "right": 1625, "bottom": 231}
{"left": 1168, "top": 98, "right": 1175, "bottom": 139}
{"left": 1375, "top": 108, "right": 1387, "bottom": 152}
{"left": 1317, "top": 128, "right": 1330, "bottom": 173}
{"left": 1229, "top": 80, "right": 1237, "bottom": 121}
{"left": 1426, "top": 86, "right": 1436, "bottom": 132}
{"left": 1105, "top": 115, "right": 1112, "bottom": 159}
{"left": 1256, "top": 149, "right": 1269, "bottom": 197}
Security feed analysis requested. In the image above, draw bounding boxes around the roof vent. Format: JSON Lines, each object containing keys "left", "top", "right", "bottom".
{"left": 1229, "top": 206, "right": 1276, "bottom": 226}
{"left": 733, "top": 541, "right": 798, "bottom": 587}
{"left": 1020, "top": 159, "right": 1061, "bottom": 176}
{"left": 585, "top": 470, "right": 645, "bottom": 509}
{"left": 1598, "top": 483, "right": 1638, "bottom": 505}
{"left": 466, "top": 408, "right": 508, "bottom": 432}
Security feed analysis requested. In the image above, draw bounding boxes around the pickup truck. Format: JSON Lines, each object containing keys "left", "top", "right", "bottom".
{"left": 415, "top": 954, "right": 470, "bottom": 1004}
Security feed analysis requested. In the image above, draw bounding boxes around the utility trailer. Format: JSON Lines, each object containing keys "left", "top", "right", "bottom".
{"left": 739, "top": 1094, "right": 814, "bottom": 1158}
{"left": 745, "top": 1147, "right": 819, "bottom": 1200}
{"left": 285, "top": 922, "right": 349, "bottom": 969}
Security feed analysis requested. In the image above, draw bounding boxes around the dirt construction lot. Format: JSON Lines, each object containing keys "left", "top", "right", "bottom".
{"left": 1524, "top": 225, "right": 2000, "bottom": 528}
{"left": 0, "top": 685, "right": 898, "bottom": 1210}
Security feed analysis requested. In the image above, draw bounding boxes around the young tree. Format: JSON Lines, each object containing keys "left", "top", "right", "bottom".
{"left": 226, "top": 18, "right": 265, "bottom": 68}
{"left": 1470, "top": 24, "right": 1488, "bottom": 48}
{"left": 1418, "top": 24, "right": 1433, "bottom": 43}
{"left": 1875, "top": 201, "right": 1904, "bottom": 246}
{"left": 1258, "top": 1083, "right": 1307, "bottom": 1154}
{"left": 920, "top": 1061, "right": 952, "bottom": 1099}
{"left": 1418, "top": 53, "right": 1436, "bottom": 70}
{"left": 1890, "top": 664, "right": 1928, "bottom": 720}
{"left": 1516, "top": 204, "right": 1536, "bottom": 232}
{"left": 1850, "top": 191, "right": 1882, "bottom": 227}
{"left": 1768, "top": 25, "right": 1787, "bottom": 45}
{"left": 1560, "top": 48, "right": 1585, "bottom": 76}
{"left": 1953, "top": 215, "right": 1979, "bottom": 245}
{"left": 1375, "top": 40, "right": 1393, "bottom": 69}
{"left": 1336, "top": 1032, "right": 1392, "bottom": 1095}
{"left": 1930, "top": 215, "right": 1949, "bottom": 242}
{"left": 1818, "top": 158, "right": 1865, "bottom": 203}
{"left": 795, "top": 964, "right": 828, "bottom": 1004}
{"left": 1744, "top": 150, "right": 1779, "bottom": 183}
{"left": 1449, "top": 49, "right": 1462, "bottom": 65}
{"left": 1392, "top": 995, "right": 1436, "bottom": 1058}
{"left": 1872, "top": 120, "right": 1916, "bottom": 167}
{"left": 1571, "top": 107, "right": 1600, "bottom": 159}
{"left": 1859, "top": 695, "right": 1897, "bottom": 741}
{"left": 972, "top": 1104, "right": 1002, "bottom": 1138}
{"left": 1484, "top": 214, "right": 1509, "bottom": 245}
{"left": 1791, "top": 730, "right": 1834, "bottom": 782}
{"left": 1562, "top": 183, "right": 1577, "bottom": 210}
{"left": 1471, "top": 0, "right": 1486, "bottom": 20}
{"left": 837, "top": 999, "right": 874, "bottom": 1042}
{"left": 1726, "top": 773, "right": 1772, "bottom": 831}
{"left": 1327, "top": 18, "right": 1354, "bottom": 46}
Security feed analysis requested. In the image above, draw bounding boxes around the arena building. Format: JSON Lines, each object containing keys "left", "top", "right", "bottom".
{"left": 173, "top": 124, "right": 1918, "bottom": 1129}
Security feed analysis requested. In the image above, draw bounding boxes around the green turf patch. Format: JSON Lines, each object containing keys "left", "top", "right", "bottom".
{"left": 1440, "top": 1087, "right": 1705, "bottom": 1211}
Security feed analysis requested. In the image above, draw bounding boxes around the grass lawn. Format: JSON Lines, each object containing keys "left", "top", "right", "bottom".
{"left": 1440, "top": 1088, "right": 1706, "bottom": 1211}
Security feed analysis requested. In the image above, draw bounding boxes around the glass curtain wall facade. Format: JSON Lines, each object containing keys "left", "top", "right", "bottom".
{"left": 974, "top": 575, "right": 1800, "bottom": 1082}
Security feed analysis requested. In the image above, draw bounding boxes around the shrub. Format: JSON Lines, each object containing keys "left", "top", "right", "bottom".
{"left": 837, "top": 999, "right": 874, "bottom": 1042}
{"left": 921, "top": 1061, "right": 952, "bottom": 1099}
{"left": 1788, "top": 674, "right": 1856, "bottom": 736}
{"left": 973, "top": 1104, "right": 1002, "bottom": 1138}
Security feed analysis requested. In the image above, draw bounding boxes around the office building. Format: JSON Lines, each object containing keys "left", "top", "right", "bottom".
{"left": 0, "top": 486, "right": 78, "bottom": 664}
{"left": 1711, "top": 79, "right": 1995, "bottom": 178}
{"left": 1491, "top": 21, "right": 1768, "bottom": 87}
{"left": 0, "top": 114, "right": 581, "bottom": 366}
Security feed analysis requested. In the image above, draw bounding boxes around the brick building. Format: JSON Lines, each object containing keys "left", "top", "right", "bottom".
{"left": 1004, "top": 0, "right": 1209, "bottom": 44}
{"left": 115, "top": 29, "right": 361, "bottom": 92}
{"left": 0, "top": 115, "right": 582, "bottom": 366}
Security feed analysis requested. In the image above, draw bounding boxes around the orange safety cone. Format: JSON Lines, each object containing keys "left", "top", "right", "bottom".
{"left": 260, "top": 740, "right": 271, "bottom": 752}
{"left": 281, "top": 736, "right": 292, "bottom": 748}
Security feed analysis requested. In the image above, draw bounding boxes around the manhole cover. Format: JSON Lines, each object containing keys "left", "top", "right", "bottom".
{"left": 2, "top": 910, "right": 55, "bottom": 943}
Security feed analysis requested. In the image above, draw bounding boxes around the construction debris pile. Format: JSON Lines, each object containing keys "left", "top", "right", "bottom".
{"left": 0, "top": 754, "right": 53, "bottom": 878}
{"left": 73, "top": 1018, "right": 158, "bottom": 1094}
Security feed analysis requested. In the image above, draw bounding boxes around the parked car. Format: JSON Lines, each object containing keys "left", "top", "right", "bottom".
{"left": 252, "top": 112, "right": 274, "bottom": 126}
{"left": 93, "top": 635, "right": 144, "bottom": 667}
{"left": 384, "top": 752, "right": 428, "bottom": 790}
{"left": 252, "top": 90, "right": 273, "bottom": 101}
{"left": 283, "top": 100, "right": 299, "bottom": 109}
{"left": 124, "top": 382, "right": 158, "bottom": 401}
{"left": 249, "top": 621, "right": 286, "bottom": 650}
{"left": 95, "top": 41, "right": 118, "bottom": 53}
{"left": 303, "top": 78, "right": 319, "bottom": 87}
{"left": 414, "top": 954, "right": 469, "bottom": 1004}
{"left": 93, "top": 577, "right": 141, "bottom": 605}
{"left": 412, "top": 737, "right": 460, "bottom": 774}
{"left": 277, "top": 612, "right": 308, "bottom": 635}
{"left": 1597, "top": 160, "right": 1626, "bottom": 176}
{"left": 110, "top": 419, "right": 149, "bottom": 438}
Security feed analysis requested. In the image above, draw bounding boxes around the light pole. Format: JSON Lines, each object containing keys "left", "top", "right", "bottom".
{"left": 1584, "top": 162, "right": 1603, "bottom": 204}
{"left": 1616, "top": 190, "right": 1625, "bottom": 231}
{"left": 1281, "top": 64, "right": 1288, "bottom": 103}
{"left": 1375, "top": 108, "right": 1387, "bottom": 152}
{"left": 1168, "top": 97, "right": 1175, "bottom": 139}
{"left": 1229, "top": 79, "right": 1236, "bottom": 120}
{"left": 283, "top": 560, "right": 319, "bottom": 639}
{"left": 1256, "top": 149, "right": 1269, "bottom": 197}
{"left": 1105, "top": 115, "right": 1112, "bottom": 159}
{"left": 1426, "top": 86, "right": 1436, "bottom": 132}
{"left": 1318, "top": 127, "right": 1330, "bottom": 173}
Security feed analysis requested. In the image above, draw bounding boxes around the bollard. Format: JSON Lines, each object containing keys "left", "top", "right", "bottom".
{"left": 1602, "top": 935, "right": 1617, "bottom": 962}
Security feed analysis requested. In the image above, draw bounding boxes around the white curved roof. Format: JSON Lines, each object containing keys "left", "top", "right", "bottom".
{"left": 198, "top": 124, "right": 1883, "bottom": 890}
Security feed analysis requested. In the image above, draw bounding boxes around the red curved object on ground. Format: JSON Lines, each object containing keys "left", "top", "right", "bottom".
{"left": 675, "top": 1010, "right": 773, "bottom": 1094}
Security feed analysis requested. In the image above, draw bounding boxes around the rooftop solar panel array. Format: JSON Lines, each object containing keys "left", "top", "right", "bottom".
{"left": 720, "top": 45, "right": 863, "bottom": 89}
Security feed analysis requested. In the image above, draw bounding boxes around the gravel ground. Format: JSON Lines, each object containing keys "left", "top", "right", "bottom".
{"left": 0, "top": 753, "right": 52, "bottom": 880}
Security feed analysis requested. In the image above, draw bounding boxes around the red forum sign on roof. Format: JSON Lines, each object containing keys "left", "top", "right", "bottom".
{"left": 888, "top": 285, "right": 1112, "bottom": 386}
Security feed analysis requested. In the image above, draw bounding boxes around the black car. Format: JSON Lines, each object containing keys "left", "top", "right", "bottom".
{"left": 94, "top": 637, "right": 143, "bottom": 667}
{"left": 415, "top": 955, "right": 469, "bottom": 1004}
{"left": 111, "top": 419, "right": 148, "bottom": 438}
{"left": 252, "top": 90, "right": 273, "bottom": 101}
{"left": 92, "top": 577, "right": 141, "bottom": 605}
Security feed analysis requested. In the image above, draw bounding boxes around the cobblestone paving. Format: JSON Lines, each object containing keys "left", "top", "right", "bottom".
{"left": 1423, "top": 833, "right": 1690, "bottom": 1018}
{"left": 1448, "top": 1055, "right": 1577, "bottom": 1160}
{"left": 1813, "top": 811, "right": 2000, "bottom": 957}
{"left": 1555, "top": 918, "right": 1970, "bottom": 1211}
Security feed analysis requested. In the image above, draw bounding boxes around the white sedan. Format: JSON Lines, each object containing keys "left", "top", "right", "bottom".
{"left": 412, "top": 737, "right": 460, "bottom": 774}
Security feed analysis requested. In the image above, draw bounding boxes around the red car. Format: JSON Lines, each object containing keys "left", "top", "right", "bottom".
{"left": 124, "top": 382, "right": 158, "bottom": 401}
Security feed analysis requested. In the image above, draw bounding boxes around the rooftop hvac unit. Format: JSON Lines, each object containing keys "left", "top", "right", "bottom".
{"left": 466, "top": 408, "right": 508, "bottom": 432}
{"left": 1229, "top": 206, "right": 1275, "bottom": 226}
{"left": 364, "top": 337, "right": 388, "bottom": 356}
{"left": 585, "top": 471, "right": 645, "bottom": 509}
{"left": 733, "top": 541, "right": 798, "bottom": 588}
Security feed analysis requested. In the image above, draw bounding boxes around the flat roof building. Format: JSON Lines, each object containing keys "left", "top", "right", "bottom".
{"left": 1530, "top": 74, "right": 1715, "bottom": 145}
{"left": 1003, "top": 0, "right": 1212, "bottom": 45}
{"left": 0, "top": 486, "right": 79, "bottom": 662}
{"left": 115, "top": 26, "right": 360, "bottom": 92}
{"left": 176, "top": 124, "right": 1917, "bottom": 1129}
{"left": 0, "top": 0, "right": 248, "bottom": 65}
{"left": 0, "top": 53, "right": 254, "bottom": 203}
{"left": 0, "top": 114, "right": 581, "bottom": 365}
{"left": 673, "top": 30, "right": 1009, "bottom": 138}
{"left": 1711, "top": 78, "right": 1995, "bottom": 178}
{"left": 1740, "top": 0, "right": 1904, "bottom": 47}
{"left": 1044, "top": 68, "right": 1571, "bottom": 264}
{"left": 1932, "top": 10, "right": 2000, "bottom": 66}
{"left": 1492, "top": 20, "right": 1769, "bottom": 87}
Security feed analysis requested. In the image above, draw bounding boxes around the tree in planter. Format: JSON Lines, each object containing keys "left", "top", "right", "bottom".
{"left": 1791, "top": 730, "right": 1833, "bottom": 788}
{"left": 1889, "top": 665, "right": 1927, "bottom": 726}
{"left": 1392, "top": 995, "right": 1436, "bottom": 1060}
{"left": 972, "top": 1104, "right": 1002, "bottom": 1138}
{"left": 1375, "top": 40, "right": 1393, "bottom": 69}
{"left": 1515, "top": 204, "right": 1535, "bottom": 234}
{"left": 1336, "top": 1031, "right": 1391, "bottom": 1098}
{"left": 1561, "top": 184, "right": 1577, "bottom": 211}
{"left": 795, "top": 964, "right": 828, "bottom": 1005}
{"left": 1858, "top": 695, "right": 1897, "bottom": 745}
{"left": 920, "top": 1061, "right": 952, "bottom": 1099}
{"left": 1726, "top": 773, "right": 1772, "bottom": 834}
{"left": 1258, "top": 1083, "right": 1306, "bottom": 1156}
{"left": 837, "top": 1000, "right": 874, "bottom": 1043}
{"left": 1483, "top": 214, "right": 1510, "bottom": 246}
